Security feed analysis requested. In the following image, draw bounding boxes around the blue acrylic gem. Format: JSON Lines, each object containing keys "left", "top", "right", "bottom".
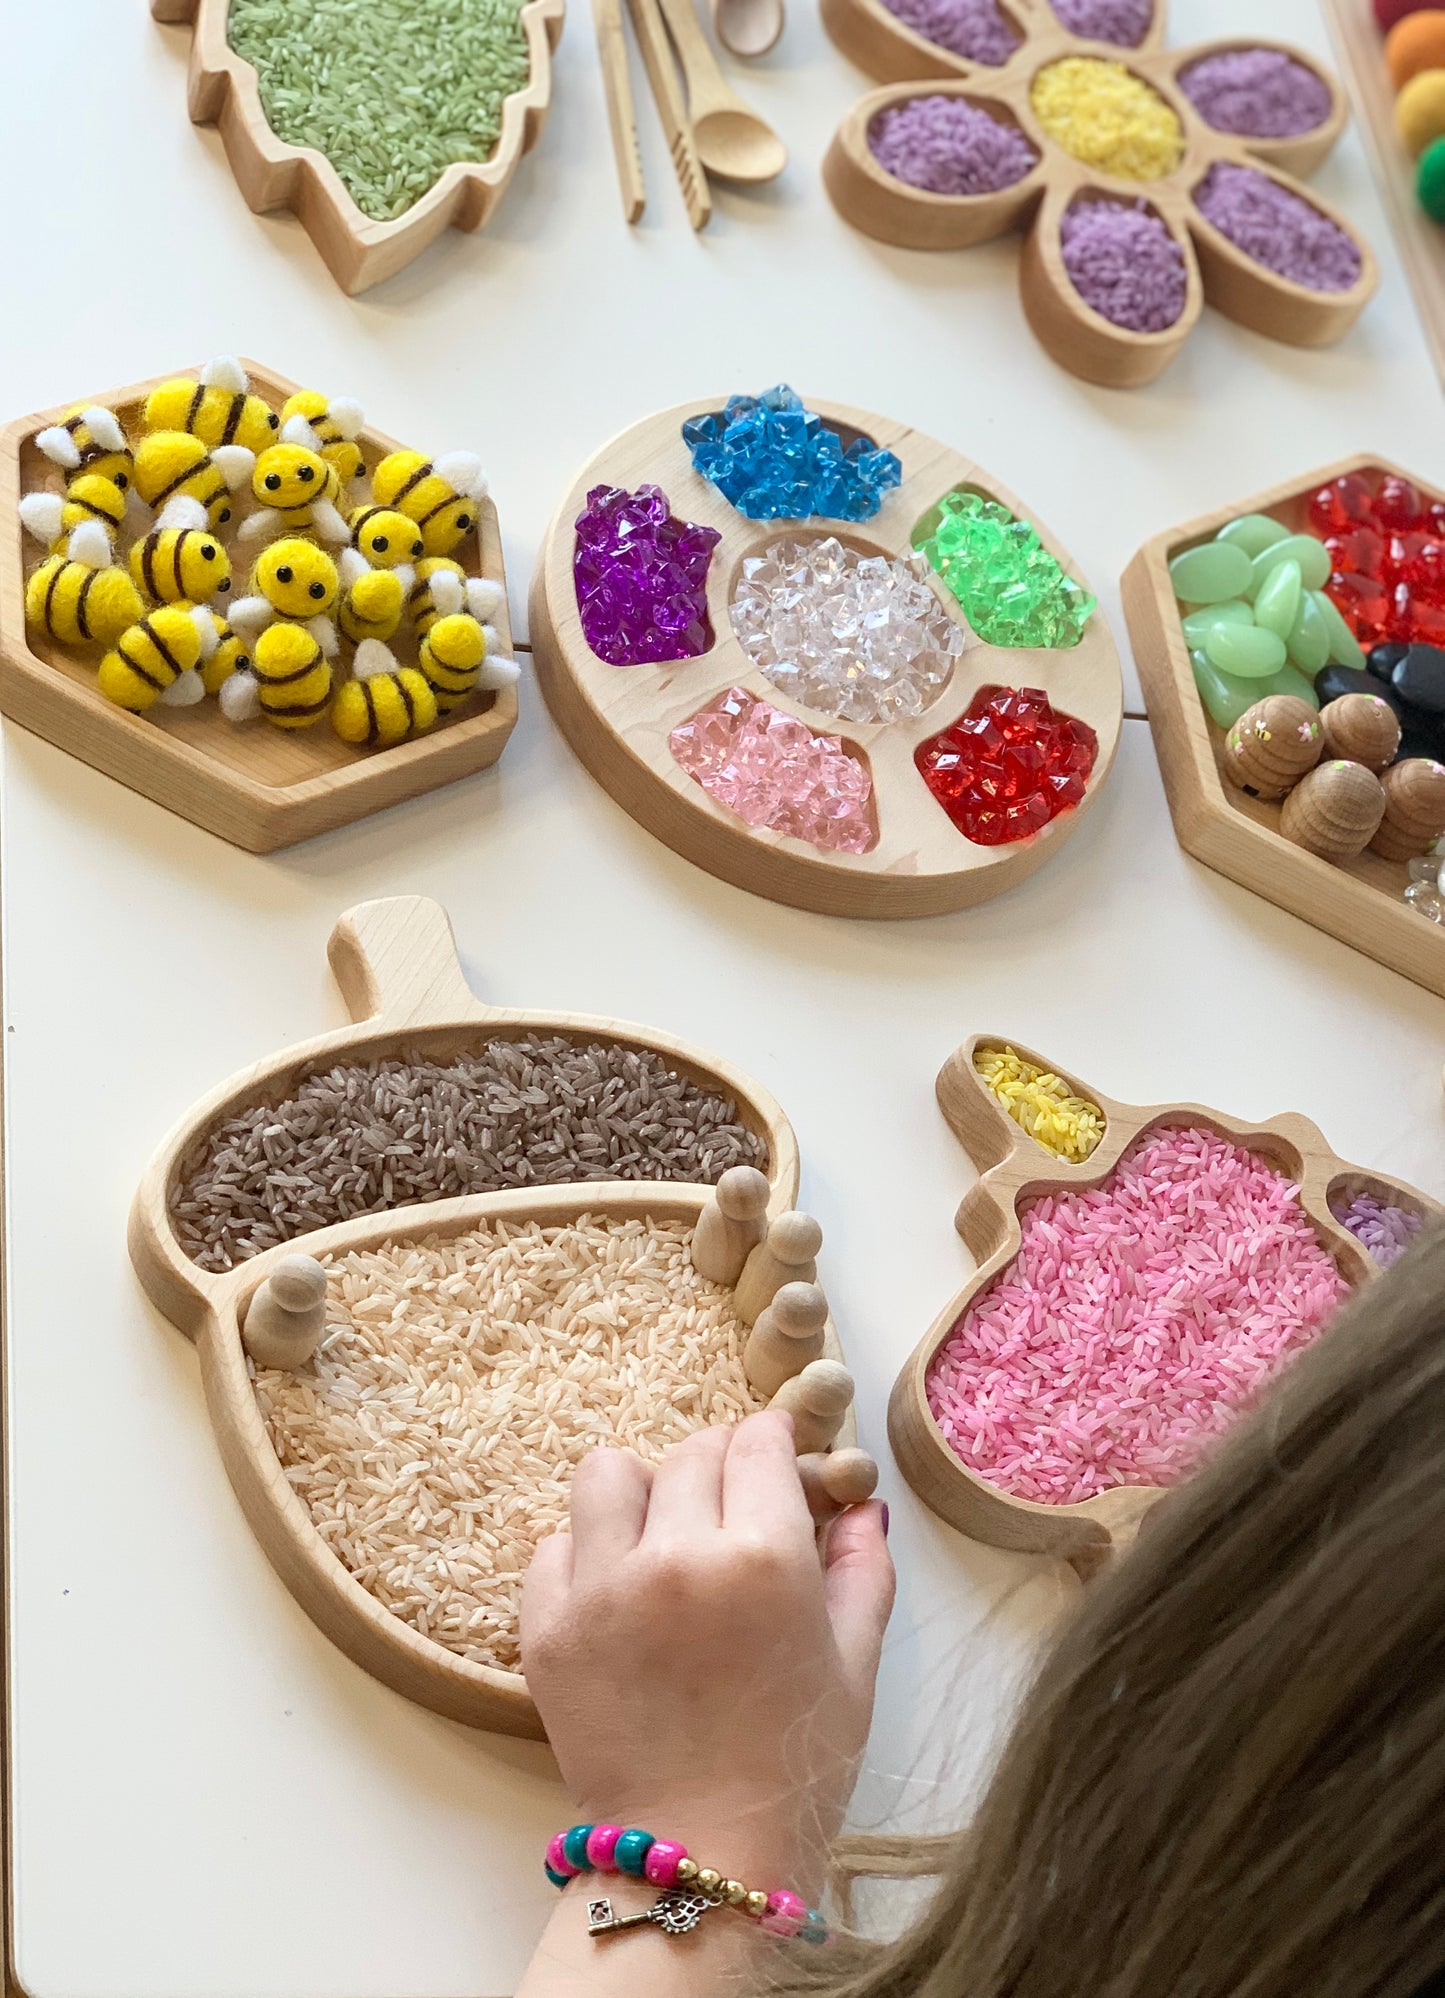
{"left": 682, "top": 384, "right": 902, "bottom": 523}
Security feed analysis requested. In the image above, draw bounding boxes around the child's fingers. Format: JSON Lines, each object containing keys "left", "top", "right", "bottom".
{"left": 569, "top": 1447, "right": 654, "bottom": 1575}
{"left": 721, "top": 1409, "right": 815, "bottom": 1547}
{"left": 641, "top": 1423, "right": 730, "bottom": 1542}
{"left": 822, "top": 1502, "right": 894, "bottom": 1694}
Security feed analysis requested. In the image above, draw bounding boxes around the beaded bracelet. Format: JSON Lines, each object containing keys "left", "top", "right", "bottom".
{"left": 545, "top": 1823, "right": 829, "bottom": 1947}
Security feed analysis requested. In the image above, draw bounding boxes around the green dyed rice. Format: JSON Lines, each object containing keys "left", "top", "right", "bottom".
{"left": 228, "top": 0, "right": 533, "bottom": 223}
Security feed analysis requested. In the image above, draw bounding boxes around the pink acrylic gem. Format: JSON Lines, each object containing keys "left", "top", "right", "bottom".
{"left": 670, "top": 686, "right": 878, "bottom": 855}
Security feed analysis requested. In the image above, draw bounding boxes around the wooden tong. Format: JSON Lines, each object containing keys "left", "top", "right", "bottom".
{"left": 626, "top": 0, "right": 712, "bottom": 229}
{"left": 591, "top": 0, "right": 646, "bottom": 222}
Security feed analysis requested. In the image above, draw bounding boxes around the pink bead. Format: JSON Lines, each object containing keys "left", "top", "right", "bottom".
{"left": 546, "top": 1833, "right": 580, "bottom": 1879}
{"left": 760, "top": 1890, "right": 807, "bottom": 1938}
{"left": 585, "top": 1825, "right": 626, "bottom": 1871}
{"left": 643, "top": 1839, "right": 689, "bottom": 1888}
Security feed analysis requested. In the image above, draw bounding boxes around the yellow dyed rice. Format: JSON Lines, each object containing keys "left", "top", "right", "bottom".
{"left": 974, "top": 1046, "right": 1105, "bottom": 1163}
{"left": 252, "top": 1215, "right": 760, "bottom": 1674}
{"left": 1030, "top": 57, "right": 1185, "bottom": 181}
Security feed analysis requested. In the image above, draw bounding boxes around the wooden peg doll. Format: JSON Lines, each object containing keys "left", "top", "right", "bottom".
{"left": 242, "top": 1253, "right": 329, "bottom": 1369}
{"left": 734, "top": 1210, "right": 823, "bottom": 1326}
{"left": 743, "top": 1281, "right": 828, "bottom": 1397}
{"left": 769, "top": 1358, "right": 853, "bottom": 1455}
{"left": 797, "top": 1447, "right": 879, "bottom": 1519}
{"left": 691, "top": 1165, "right": 770, "bottom": 1284}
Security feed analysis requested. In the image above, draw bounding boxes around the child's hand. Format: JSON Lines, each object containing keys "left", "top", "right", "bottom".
{"left": 521, "top": 1410, "right": 893, "bottom": 1894}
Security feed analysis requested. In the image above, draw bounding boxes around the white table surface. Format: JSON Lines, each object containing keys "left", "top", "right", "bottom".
{"left": 4, "top": 2, "right": 1445, "bottom": 1993}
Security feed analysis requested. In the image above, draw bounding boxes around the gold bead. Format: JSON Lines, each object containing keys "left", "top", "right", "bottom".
{"left": 675, "top": 1859, "right": 700, "bottom": 1884}
{"left": 696, "top": 1868, "right": 722, "bottom": 1896}
{"left": 745, "top": 1890, "right": 770, "bottom": 1918}
{"left": 722, "top": 1879, "right": 748, "bottom": 1907}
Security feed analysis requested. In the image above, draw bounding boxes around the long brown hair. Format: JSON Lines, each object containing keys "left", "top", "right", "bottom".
{"left": 792, "top": 1221, "right": 1445, "bottom": 1998}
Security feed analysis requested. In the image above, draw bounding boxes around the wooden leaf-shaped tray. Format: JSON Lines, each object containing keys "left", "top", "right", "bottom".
{"left": 151, "top": 0, "right": 565, "bottom": 294}
{"left": 889, "top": 1034, "right": 1437, "bottom": 1573}
{"left": 529, "top": 395, "right": 1123, "bottom": 918}
{"left": 130, "top": 896, "right": 819, "bottom": 1738}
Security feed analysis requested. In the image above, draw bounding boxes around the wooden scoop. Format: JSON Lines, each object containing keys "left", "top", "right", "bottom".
{"left": 656, "top": 0, "right": 787, "bottom": 182}
{"left": 710, "top": 0, "right": 783, "bottom": 58}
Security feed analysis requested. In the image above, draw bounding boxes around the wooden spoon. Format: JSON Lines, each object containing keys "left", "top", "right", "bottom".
{"left": 710, "top": 0, "right": 783, "bottom": 58}
{"left": 655, "top": 0, "right": 787, "bottom": 182}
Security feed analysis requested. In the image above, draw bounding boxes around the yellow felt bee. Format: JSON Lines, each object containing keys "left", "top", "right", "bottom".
{"left": 24, "top": 519, "right": 143, "bottom": 648}
{"left": 338, "top": 560, "right": 407, "bottom": 645}
{"left": 34, "top": 404, "right": 133, "bottom": 489}
{"left": 97, "top": 601, "right": 217, "bottom": 712}
{"left": 417, "top": 611, "right": 519, "bottom": 714}
{"left": 239, "top": 417, "right": 348, "bottom": 544}
{"left": 201, "top": 612, "right": 250, "bottom": 697}
{"left": 20, "top": 405, "right": 139, "bottom": 551}
{"left": 229, "top": 536, "right": 340, "bottom": 660}
{"left": 133, "top": 430, "right": 254, "bottom": 530}
{"left": 129, "top": 497, "right": 232, "bottom": 605}
{"left": 331, "top": 640, "right": 437, "bottom": 748}
{"left": 141, "top": 355, "right": 280, "bottom": 457}
{"left": 220, "top": 622, "right": 333, "bottom": 729}
{"left": 408, "top": 557, "right": 507, "bottom": 637}
{"left": 348, "top": 504, "right": 423, "bottom": 571}
{"left": 281, "top": 389, "right": 365, "bottom": 488}
{"left": 371, "top": 449, "right": 488, "bottom": 557}
{"left": 19, "top": 470, "right": 131, "bottom": 550}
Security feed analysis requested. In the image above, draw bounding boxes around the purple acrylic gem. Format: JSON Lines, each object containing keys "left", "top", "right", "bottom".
{"left": 573, "top": 483, "right": 721, "bottom": 667}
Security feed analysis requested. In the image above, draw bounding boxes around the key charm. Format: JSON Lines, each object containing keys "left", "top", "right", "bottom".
{"left": 587, "top": 1889, "right": 712, "bottom": 1938}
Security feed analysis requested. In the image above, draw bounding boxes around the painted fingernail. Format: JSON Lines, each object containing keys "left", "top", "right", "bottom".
{"left": 880, "top": 1503, "right": 890, "bottom": 1539}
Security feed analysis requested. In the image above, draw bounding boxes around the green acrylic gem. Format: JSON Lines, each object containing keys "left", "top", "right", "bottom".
{"left": 1169, "top": 539, "right": 1254, "bottom": 605}
{"left": 1251, "top": 533, "right": 1331, "bottom": 594}
{"left": 915, "top": 491, "right": 1095, "bottom": 648}
{"left": 1254, "top": 559, "right": 1302, "bottom": 640}
{"left": 1310, "top": 589, "right": 1366, "bottom": 670}
{"left": 1181, "top": 600, "right": 1253, "bottom": 646}
{"left": 1252, "top": 662, "right": 1321, "bottom": 708}
{"left": 1217, "top": 513, "right": 1290, "bottom": 559}
{"left": 1191, "top": 648, "right": 1265, "bottom": 728}
{"left": 1204, "top": 621, "right": 1288, "bottom": 678}
{"left": 1285, "top": 590, "right": 1330, "bottom": 674}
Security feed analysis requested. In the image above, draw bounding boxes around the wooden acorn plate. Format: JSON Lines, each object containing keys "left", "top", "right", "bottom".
{"left": 1121, "top": 454, "right": 1445, "bottom": 1001}
{"left": 150, "top": 0, "right": 565, "bottom": 294}
{"left": 528, "top": 395, "right": 1123, "bottom": 919}
{"left": 0, "top": 360, "right": 518, "bottom": 854}
{"left": 129, "top": 896, "right": 825, "bottom": 1738}
{"left": 822, "top": 0, "right": 1372, "bottom": 388}
{"left": 889, "top": 1033, "right": 1438, "bottom": 1574}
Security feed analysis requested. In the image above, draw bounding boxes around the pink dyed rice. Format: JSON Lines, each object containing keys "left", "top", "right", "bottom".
{"left": 926, "top": 1124, "right": 1350, "bottom": 1505}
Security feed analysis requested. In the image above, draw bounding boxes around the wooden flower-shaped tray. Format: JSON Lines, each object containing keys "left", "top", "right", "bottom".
{"left": 823, "top": 0, "right": 1374, "bottom": 386}
{"left": 0, "top": 360, "right": 517, "bottom": 853}
{"left": 1121, "top": 454, "right": 1445, "bottom": 1000}
{"left": 150, "top": 0, "right": 565, "bottom": 293}
{"left": 529, "top": 396, "right": 1123, "bottom": 919}
{"left": 130, "top": 896, "right": 846, "bottom": 1738}
{"left": 889, "top": 1034, "right": 1437, "bottom": 1574}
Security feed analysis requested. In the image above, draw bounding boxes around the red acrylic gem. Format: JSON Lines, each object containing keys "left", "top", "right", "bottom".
{"left": 1325, "top": 526, "right": 1385, "bottom": 577}
{"left": 1306, "top": 474, "right": 1376, "bottom": 536}
{"left": 1372, "top": 475, "right": 1425, "bottom": 532}
{"left": 1325, "top": 570, "right": 1392, "bottom": 647}
{"left": 1388, "top": 582, "right": 1417, "bottom": 643}
{"left": 917, "top": 685, "right": 1098, "bottom": 846}
{"left": 1408, "top": 598, "right": 1445, "bottom": 647}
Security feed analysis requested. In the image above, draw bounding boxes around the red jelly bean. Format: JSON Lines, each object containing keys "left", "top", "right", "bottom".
{"left": 1373, "top": 475, "right": 1426, "bottom": 532}
{"left": 1325, "top": 570, "right": 1392, "bottom": 647}
{"left": 1389, "top": 582, "right": 1417, "bottom": 643}
{"left": 1404, "top": 539, "right": 1445, "bottom": 594}
{"left": 917, "top": 686, "right": 1098, "bottom": 846}
{"left": 1326, "top": 526, "right": 1385, "bottom": 577}
{"left": 1408, "top": 598, "right": 1445, "bottom": 647}
{"left": 1307, "top": 473, "right": 1376, "bottom": 536}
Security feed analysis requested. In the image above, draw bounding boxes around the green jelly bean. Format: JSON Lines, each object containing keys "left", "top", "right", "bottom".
{"left": 1252, "top": 662, "right": 1321, "bottom": 709}
{"left": 1285, "top": 590, "right": 1330, "bottom": 674}
{"left": 1181, "top": 600, "right": 1253, "bottom": 647}
{"left": 1310, "top": 589, "right": 1366, "bottom": 670}
{"left": 1251, "top": 533, "right": 1331, "bottom": 594}
{"left": 1170, "top": 539, "right": 1254, "bottom": 605}
{"left": 1254, "top": 559, "right": 1302, "bottom": 641}
{"left": 1204, "top": 620, "right": 1288, "bottom": 678}
{"left": 1191, "top": 649, "right": 1265, "bottom": 729}
{"left": 1217, "top": 513, "right": 1290, "bottom": 559}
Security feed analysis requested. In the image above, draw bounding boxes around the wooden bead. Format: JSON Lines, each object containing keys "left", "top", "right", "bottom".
{"left": 691, "top": 1165, "right": 769, "bottom": 1284}
{"left": 1223, "top": 695, "right": 1323, "bottom": 799}
{"left": 241, "top": 1253, "right": 329, "bottom": 1368}
{"left": 1318, "top": 693, "right": 1402, "bottom": 774}
{"left": 743, "top": 1280, "right": 828, "bottom": 1397}
{"left": 733, "top": 1210, "right": 823, "bottom": 1326}
{"left": 1369, "top": 756, "right": 1445, "bottom": 860}
{"left": 1279, "top": 759, "right": 1387, "bottom": 863}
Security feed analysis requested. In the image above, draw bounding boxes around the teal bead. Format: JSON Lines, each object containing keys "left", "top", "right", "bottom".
{"left": 1216, "top": 512, "right": 1289, "bottom": 559}
{"left": 1310, "top": 589, "right": 1366, "bottom": 670}
{"left": 1191, "top": 649, "right": 1265, "bottom": 728}
{"left": 1169, "top": 538, "right": 1254, "bottom": 605}
{"left": 801, "top": 1912, "right": 829, "bottom": 1944}
{"left": 1252, "top": 662, "right": 1321, "bottom": 708}
{"left": 1285, "top": 590, "right": 1330, "bottom": 674}
{"left": 1251, "top": 533, "right": 1330, "bottom": 595}
{"left": 1204, "top": 620, "right": 1287, "bottom": 678}
{"left": 1254, "top": 559, "right": 1301, "bottom": 641}
{"left": 614, "top": 1830, "right": 655, "bottom": 1876}
{"left": 546, "top": 1866, "right": 572, "bottom": 1889}
{"left": 1181, "top": 600, "right": 1252, "bottom": 647}
{"left": 564, "top": 1825, "right": 596, "bottom": 1872}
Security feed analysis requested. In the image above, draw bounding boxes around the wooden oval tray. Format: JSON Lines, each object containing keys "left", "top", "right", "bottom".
{"left": 1121, "top": 453, "right": 1445, "bottom": 1001}
{"left": 822, "top": 1, "right": 1372, "bottom": 387}
{"left": 529, "top": 395, "right": 1123, "bottom": 919}
{"left": 130, "top": 895, "right": 838, "bottom": 1738}
{"left": 150, "top": 0, "right": 565, "bottom": 294}
{"left": 0, "top": 360, "right": 517, "bottom": 854}
{"left": 889, "top": 1033, "right": 1438, "bottom": 1574}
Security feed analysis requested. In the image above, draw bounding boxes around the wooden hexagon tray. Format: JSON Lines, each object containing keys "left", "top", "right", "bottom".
{"left": 0, "top": 360, "right": 518, "bottom": 854}
{"left": 129, "top": 895, "right": 852, "bottom": 1739}
{"left": 528, "top": 395, "right": 1123, "bottom": 918}
{"left": 890, "top": 1034, "right": 1438, "bottom": 1575}
{"left": 1121, "top": 454, "right": 1445, "bottom": 1000}
{"left": 151, "top": 0, "right": 565, "bottom": 294}
{"left": 821, "top": 0, "right": 1372, "bottom": 388}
